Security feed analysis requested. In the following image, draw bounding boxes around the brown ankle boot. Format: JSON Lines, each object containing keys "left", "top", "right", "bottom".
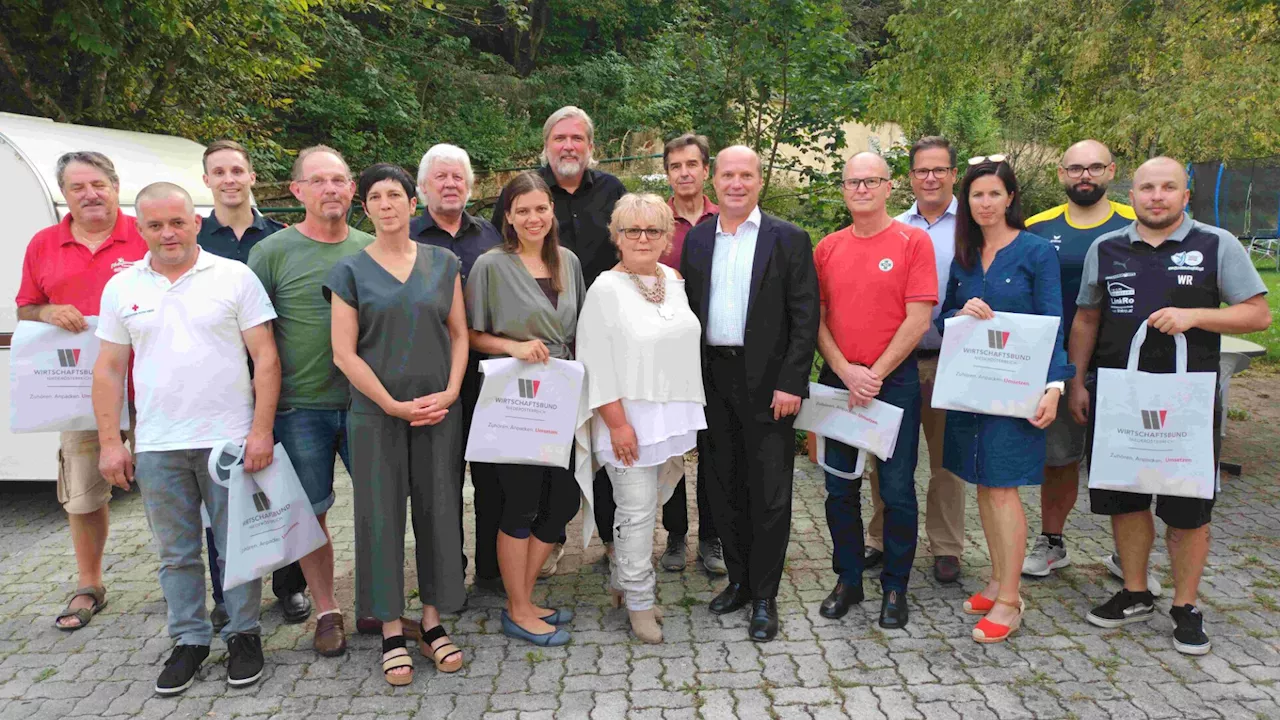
{"left": 629, "top": 609, "right": 663, "bottom": 644}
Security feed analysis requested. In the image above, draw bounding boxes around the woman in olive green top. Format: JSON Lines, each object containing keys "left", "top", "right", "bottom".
{"left": 324, "top": 164, "right": 468, "bottom": 685}
{"left": 465, "top": 172, "right": 586, "bottom": 647}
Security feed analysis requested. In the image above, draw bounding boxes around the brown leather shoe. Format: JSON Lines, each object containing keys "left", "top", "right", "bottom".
{"left": 933, "top": 555, "right": 961, "bottom": 584}
{"left": 314, "top": 613, "right": 348, "bottom": 657}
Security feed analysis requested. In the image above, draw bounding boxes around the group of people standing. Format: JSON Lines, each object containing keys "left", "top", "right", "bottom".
{"left": 16, "top": 103, "right": 1270, "bottom": 697}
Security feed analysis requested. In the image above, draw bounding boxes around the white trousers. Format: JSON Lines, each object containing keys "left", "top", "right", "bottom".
{"left": 607, "top": 463, "right": 663, "bottom": 611}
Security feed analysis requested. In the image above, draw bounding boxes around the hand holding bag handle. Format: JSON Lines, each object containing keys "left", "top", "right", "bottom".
{"left": 1126, "top": 323, "right": 1188, "bottom": 373}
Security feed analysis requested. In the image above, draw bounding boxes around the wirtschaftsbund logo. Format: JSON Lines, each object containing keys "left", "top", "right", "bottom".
{"left": 252, "top": 491, "right": 272, "bottom": 513}
{"left": 987, "top": 330, "right": 1010, "bottom": 350}
{"left": 518, "top": 378, "right": 541, "bottom": 399}
{"left": 495, "top": 377, "right": 558, "bottom": 410}
{"left": 1141, "top": 409, "right": 1168, "bottom": 430}
{"left": 57, "top": 349, "right": 82, "bottom": 368}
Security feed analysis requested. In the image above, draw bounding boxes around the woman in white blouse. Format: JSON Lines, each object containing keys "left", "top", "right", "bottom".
{"left": 575, "top": 193, "right": 707, "bottom": 644}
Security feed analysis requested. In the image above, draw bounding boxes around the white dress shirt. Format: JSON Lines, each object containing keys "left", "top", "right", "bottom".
{"left": 896, "top": 197, "right": 958, "bottom": 350}
{"left": 705, "top": 205, "right": 762, "bottom": 346}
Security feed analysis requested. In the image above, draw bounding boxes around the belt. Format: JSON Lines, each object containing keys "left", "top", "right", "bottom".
{"left": 707, "top": 346, "right": 745, "bottom": 358}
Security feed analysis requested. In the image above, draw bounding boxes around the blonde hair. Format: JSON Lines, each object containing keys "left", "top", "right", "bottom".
{"left": 608, "top": 193, "right": 674, "bottom": 255}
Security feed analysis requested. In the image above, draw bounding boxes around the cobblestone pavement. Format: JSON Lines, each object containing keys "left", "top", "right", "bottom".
{"left": 2, "top": 374, "right": 1279, "bottom": 719}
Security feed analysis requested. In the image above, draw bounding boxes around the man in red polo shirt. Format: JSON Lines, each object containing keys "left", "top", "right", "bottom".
{"left": 657, "top": 132, "right": 726, "bottom": 574}
{"left": 814, "top": 152, "right": 936, "bottom": 629}
{"left": 15, "top": 151, "right": 147, "bottom": 631}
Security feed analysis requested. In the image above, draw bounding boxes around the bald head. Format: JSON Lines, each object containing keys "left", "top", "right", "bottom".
{"left": 136, "top": 182, "right": 194, "bottom": 214}
{"left": 713, "top": 145, "right": 763, "bottom": 221}
{"left": 1061, "top": 139, "right": 1112, "bottom": 166}
{"left": 1130, "top": 156, "right": 1189, "bottom": 231}
{"left": 1134, "top": 156, "right": 1188, "bottom": 189}
{"left": 845, "top": 151, "right": 891, "bottom": 178}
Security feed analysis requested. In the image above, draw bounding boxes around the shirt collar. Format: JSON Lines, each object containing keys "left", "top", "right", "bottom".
{"left": 1125, "top": 212, "right": 1192, "bottom": 243}
{"left": 414, "top": 209, "right": 474, "bottom": 235}
{"left": 716, "top": 206, "right": 762, "bottom": 236}
{"left": 59, "top": 209, "right": 133, "bottom": 247}
{"left": 203, "top": 208, "right": 270, "bottom": 233}
{"left": 669, "top": 195, "right": 719, "bottom": 223}
{"left": 138, "top": 246, "right": 215, "bottom": 277}
{"left": 905, "top": 196, "right": 958, "bottom": 222}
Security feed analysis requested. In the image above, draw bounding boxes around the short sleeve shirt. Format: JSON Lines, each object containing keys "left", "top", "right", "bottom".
{"left": 97, "top": 249, "right": 277, "bottom": 452}
{"left": 464, "top": 247, "right": 585, "bottom": 360}
{"left": 16, "top": 211, "right": 147, "bottom": 314}
{"left": 1026, "top": 201, "right": 1135, "bottom": 336}
{"left": 409, "top": 210, "right": 501, "bottom": 286}
{"left": 197, "top": 209, "right": 286, "bottom": 264}
{"left": 814, "top": 220, "right": 938, "bottom": 366}
{"left": 323, "top": 246, "right": 460, "bottom": 415}
{"left": 247, "top": 225, "right": 374, "bottom": 409}
{"left": 1077, "top": 215, "right": 1268, "bottom": 373}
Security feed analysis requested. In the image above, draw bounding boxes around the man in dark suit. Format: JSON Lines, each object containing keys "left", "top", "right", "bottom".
{"left": 680, "top": 145, "right": 820, "bottom": 642}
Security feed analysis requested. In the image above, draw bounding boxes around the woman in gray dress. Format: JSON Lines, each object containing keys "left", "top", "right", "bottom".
{"left": 325, "top": 164, "right": 468, "bottom": 685}
{"left": 466, "top": 172, "right": 586, "bottom": 647}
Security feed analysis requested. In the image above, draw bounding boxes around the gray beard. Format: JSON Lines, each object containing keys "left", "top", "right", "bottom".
{"left": 554, "top": 159, "right": 584, "bottom": 177}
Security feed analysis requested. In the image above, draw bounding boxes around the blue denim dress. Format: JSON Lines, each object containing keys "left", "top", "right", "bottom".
{"left": 936, "top": 231, "right": 1074, "bottom": 487}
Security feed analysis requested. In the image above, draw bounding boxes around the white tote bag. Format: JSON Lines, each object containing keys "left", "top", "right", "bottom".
{"left": 795, "top": 382, "right": 904, "bottom": 461}
{"left": 1088, "top": 326, "right": 1217, "bottom": 500}
{"left": 8, "top": 318, "right": 129, "bottom": 433}
{"left": 932, "top": 311, "right": 1060, "bottom": 419}
{"left": 209, "top": 441, "right": 327, "bottom": 590}
{"left": 465, "top": 357, "right": 586, "bottom": 469}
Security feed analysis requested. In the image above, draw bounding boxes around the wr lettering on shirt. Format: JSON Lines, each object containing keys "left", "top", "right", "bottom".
{"left": 1178, "top": 275, "right": 1194, "bottom": 286}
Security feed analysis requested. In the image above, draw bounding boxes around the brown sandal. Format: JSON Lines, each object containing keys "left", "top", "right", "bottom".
{"left": 418, "top": 623, "right": 463, "bottom": 673}
{"left": 54, "top": 586, "right": 106, "bottom": 631}
{"left": 381, "top": 635, "right": 414, "bottom": 686}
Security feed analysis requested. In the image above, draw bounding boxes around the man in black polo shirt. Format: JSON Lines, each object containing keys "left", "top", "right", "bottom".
{"left": 198, "top": 140, "right": 286, "bottom": 262}
{"left": 196, "top": 140, "right": 309, "bottom": 629}
{"left": 1071, "top": 157, "right": 1270, "bottom": 655}
{"left": 494, "top": 106, "right": 626, "bottom": 576}
{"left": 412, "top": 143, "right": 502, "bottom": 591}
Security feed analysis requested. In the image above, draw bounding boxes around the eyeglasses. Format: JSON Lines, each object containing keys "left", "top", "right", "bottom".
{"left": 910, "top": 167, "right": 955, "bottom": 180}
{"left": 305, "top": 176, "right": 352, "bottom": 188}
{"left": 968, "top": 154, "right": 1007, "bottom": 165}
{"left": 840, "top": 177, "right": 888, "bottom": 190}
{"left": 1061, "top": 163, "right": 1110, "bottom": 178}
{"left": 620, "top": 227, "right": 666, "bottom": 240}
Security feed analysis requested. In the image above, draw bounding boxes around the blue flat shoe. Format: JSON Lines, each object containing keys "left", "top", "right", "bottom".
{"left": 501, "top": 611, "right": 570, "bottom": 647}
{"left": 540, "top": 607, "right": 575, "bottom": 625}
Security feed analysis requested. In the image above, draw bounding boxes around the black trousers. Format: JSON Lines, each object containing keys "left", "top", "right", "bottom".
{"left": 702, "top": 348, "right": 795, "bottom": 599}
{"left": 459, "top": 352, "right": 505, "bottom": 581}
{"left": 591, "top": 435, "right": 718, "bottom": 543}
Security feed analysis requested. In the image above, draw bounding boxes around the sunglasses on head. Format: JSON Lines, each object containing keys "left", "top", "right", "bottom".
{"left": 967, "top": 154, "right": 1007, "bottom": 165}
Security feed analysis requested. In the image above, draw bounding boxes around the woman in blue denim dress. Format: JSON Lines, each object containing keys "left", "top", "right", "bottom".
{"left": 936, "top": 157, "right": 1074, "bottom": 643}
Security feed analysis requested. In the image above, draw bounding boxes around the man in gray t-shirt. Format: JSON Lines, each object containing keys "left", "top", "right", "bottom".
{"left": 1068, "top": 157, "right": 1271, "bottom": 657}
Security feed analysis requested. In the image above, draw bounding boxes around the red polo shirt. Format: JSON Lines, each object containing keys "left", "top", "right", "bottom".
{"left": 666, "top": 195, "right": 718, "bottom": 266}
{"left": 16, "top": 210, "right": 147, "bottom": 315}
{"left": 815, "top": 220, "right": 938, "bottom": 367}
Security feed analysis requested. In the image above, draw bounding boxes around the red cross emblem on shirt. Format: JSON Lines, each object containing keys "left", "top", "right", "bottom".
{"left": 131, "top": 304, "right": 139, "bottom": 311}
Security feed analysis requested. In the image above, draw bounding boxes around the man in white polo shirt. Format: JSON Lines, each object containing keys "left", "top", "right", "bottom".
{"left": 92, "top": 182, "right": 281, "bottom": 697}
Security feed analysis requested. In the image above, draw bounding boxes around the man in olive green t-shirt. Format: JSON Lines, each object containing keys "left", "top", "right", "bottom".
{"left": 247, "top": 145, "right": 371, "bottom": 658}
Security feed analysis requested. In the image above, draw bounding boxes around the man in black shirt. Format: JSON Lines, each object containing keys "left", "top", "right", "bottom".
{"left": 196, "top": 140, "right": 308, "bottom": 629}
{"left": 493, "top": 107, "right": 626, "bottom": 575}
{"left": 412, "top": 144, "right": 502, "bottom": 591}
{"left": 1071, "top": 157, "right": 1270, "bottom": 656}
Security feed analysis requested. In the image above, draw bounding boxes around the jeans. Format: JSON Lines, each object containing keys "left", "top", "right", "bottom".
{"left": 136, "top": 449, "right": 262, "bottom": 646}
{"left": 821, "top": 358, "right": 922, "bottom": 593}
{"left": 273, "top": 407, "right": 351, "bottom": 515}
{"left": 607, "top": 463, "right": 662, "bottom": 610}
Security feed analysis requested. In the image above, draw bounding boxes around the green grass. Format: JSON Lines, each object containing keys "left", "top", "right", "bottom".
{"left": 1243, "top": 263, "right": 1280, "bottom": 368}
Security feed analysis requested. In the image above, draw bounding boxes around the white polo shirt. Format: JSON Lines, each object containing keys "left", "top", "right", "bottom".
{"left": 97, "top": 248, "right": 277, "bottom": 452}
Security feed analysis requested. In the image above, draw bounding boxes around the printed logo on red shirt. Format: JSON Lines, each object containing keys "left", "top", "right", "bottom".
{"left": 878, "top": 258, "right": 894, "bottom": 272}
{"left": 111, "top": 257, "right": 135, "bottom": 273}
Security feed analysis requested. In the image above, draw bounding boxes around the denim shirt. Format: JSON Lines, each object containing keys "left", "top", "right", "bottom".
{"left": 935, "top": 231, "right": 1075, "bottom": 486}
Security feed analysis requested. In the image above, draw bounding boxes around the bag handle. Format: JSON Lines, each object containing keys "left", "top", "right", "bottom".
{"left": 815, "top": 435, "right": 866, "bottom": 480}
{"left": 1126, "top": 323, "right": 1188, "bottom": 374}
{"left": 209, "top": 440, "right": 246, "bottom": 489}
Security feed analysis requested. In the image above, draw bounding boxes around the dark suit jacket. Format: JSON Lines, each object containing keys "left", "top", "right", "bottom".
{"left": 680, "top": 210, "right": 819, "bottom": 420}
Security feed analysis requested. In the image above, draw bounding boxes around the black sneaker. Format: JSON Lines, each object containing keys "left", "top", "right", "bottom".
{"left": 1170, "top": 604, "right": 1212, "bottom": 655}
{"left": 1086, "top": 589, "right": 1156, "bottom": 628}
{"left": 226, "top": 633, "right": 264, "bottom": 688}
{"left": 155, "top": 645, "right": 209, "bottom": 696}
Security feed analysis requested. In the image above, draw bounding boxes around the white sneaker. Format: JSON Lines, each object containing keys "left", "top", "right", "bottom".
{"left": 539, "top": 542, "right": 565, "bottom": 578}
{"left": 1022, "top": 535, "right": 1070, "bottom": 577}
{"left": 1102, "top": 553, "right": 1164, "bottom": 598}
